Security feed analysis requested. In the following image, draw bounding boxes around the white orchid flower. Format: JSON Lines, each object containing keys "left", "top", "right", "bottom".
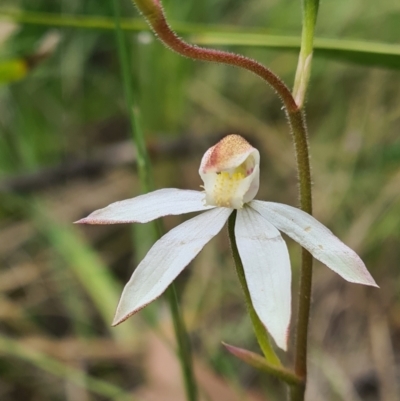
{"left": 76, "top": 135, "right": 377, "bottom": 350}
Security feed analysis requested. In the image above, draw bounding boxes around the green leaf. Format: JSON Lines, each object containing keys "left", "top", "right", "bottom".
{"left": 313, "top": 38, "right": 400, "bottom": 70}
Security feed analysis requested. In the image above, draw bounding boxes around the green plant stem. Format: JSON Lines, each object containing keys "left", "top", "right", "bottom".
{"left": 293, "top": 0, "right": 320, "bottom": 107}
{"left": 111, "top": 2, "right": 198, "bottom": 401}
{"left": 167, "top": 285, "right": 198, "bottom": 401}
{"left": 290, "top": 2, "right": 319, "bottom": 400}
{"left": 287, "top": 118, "right": 313, "bottom": 399}
{"left": 228, "top": 211, "right": 282, "bottom": 367}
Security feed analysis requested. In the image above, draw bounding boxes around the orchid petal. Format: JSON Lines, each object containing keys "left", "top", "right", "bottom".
{"left": 76, "top": 188, "right": 213, "bottom": 224}
{"left": 112, "top": 207, "right": 232, "bottom": 325}
{"left": 250, "top": 201, "right": 377, "bottom": 287}
{"left": 235, "top": 207, "right": 291, "bottom": 350}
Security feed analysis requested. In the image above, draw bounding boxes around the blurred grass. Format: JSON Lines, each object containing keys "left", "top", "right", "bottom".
{"left": 0, "top": 0, "right": 399, "bottom": 400}
{"left": 30, "top": 199, "right": 134, "bottom": 343}
{"left": 0, "top": 335, "right": 136, "bottom": 401}
{"left": 2, "top": 9, "right": 400, "bottom": 70}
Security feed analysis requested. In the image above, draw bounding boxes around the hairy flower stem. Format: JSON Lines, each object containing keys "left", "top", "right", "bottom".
{"left": 228, "top": 211, "right": 282, "bottom": 366}
{"left": 132, "top": 0, "right": 298, "bottom": 113}
{"left": 112, "top": 2, "right": 198, "bottom": 401}
{"left": 290, "top": 2, "right": 319, "bottom": 400}
{"left": 288, "top": 110, "right": 313, "bottom": 401}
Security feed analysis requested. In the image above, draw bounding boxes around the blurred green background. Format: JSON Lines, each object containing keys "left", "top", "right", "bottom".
{"left": 0, "top": 0, "right": 399, "bottom": 400}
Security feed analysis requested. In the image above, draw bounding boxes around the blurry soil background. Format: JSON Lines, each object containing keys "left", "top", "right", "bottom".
{"left": 0, "top": 0, "right": 400, "bottom": 400}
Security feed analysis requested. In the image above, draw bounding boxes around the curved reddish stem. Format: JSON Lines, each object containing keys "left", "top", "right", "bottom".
{"left": 136, "top": 0, "right": 298, "bottom": 113}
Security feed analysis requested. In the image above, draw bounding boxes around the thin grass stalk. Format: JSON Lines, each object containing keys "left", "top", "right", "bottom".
{"left": 111, "top": 0, "right": 151, "bottom": 191}
{"left": 111, "top": 1, "right": 198, "bottom": 400}
{"left": 166, "top": 285, "right": 198, "bottom": 401}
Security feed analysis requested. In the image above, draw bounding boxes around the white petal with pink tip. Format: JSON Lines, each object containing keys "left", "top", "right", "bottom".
{"left": 112, "top": 207, "right": 232, "bottom": 325}
{"left": 250, "top": 201, "right": 378, "bottom": 287}
{"left": 235, "top": 207, "right": 292, "bottom": 351}
{"left": 76, "top": 188, "right": 214, "bottom": 224}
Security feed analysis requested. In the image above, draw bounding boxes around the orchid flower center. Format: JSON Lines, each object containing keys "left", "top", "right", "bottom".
{"left": 199, "top": 135, "right": 260, "bottom": 209}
